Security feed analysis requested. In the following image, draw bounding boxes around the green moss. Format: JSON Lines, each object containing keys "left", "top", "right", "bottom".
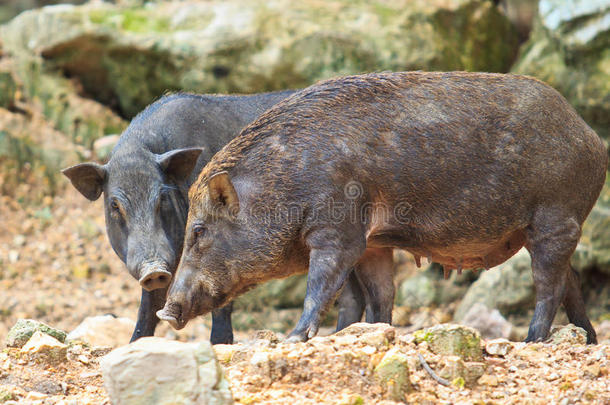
{"left": 0, "top": 389, "right": 15, "bottom": 403}
{"left": 6, "top": 319, "right": 67, "bottom": 348}
{"left": 374, "top": 348, "right": 411, "bottom": 400}
{"left": 451, "top": 377, "right": 465, "bottom": 388}
{"left": 89, "top": 9, "right": 170, "bottom": 33}
{"left": 415, "top": 324, "right": 483, "bottom": 361}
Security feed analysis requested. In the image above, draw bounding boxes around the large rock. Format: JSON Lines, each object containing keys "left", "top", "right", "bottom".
{"left": 67, "top": 315, "right": 135, "bottom": 348}
{"left": 0, "top": 0, "right": 519, "bottom": 119}
{"left": 460, "top": 302, "right": 513, "bottom": 340}
{"left": 397, "top": 263, "right": 480, "bottom": 309}
{"left": 0, "top": 105, "right": 87, "bottom": 197}
{"left": 101, "top": 337, "right": 233, "bottom": 405}
{"left": 572, "top": 175, "right": 610, "bottom": 275}
{"left": 236, "top": 274, "right": 308, "bottom": 311}
{"left": 454, "top": 249, "right": 535, "bottom": 322}
{"left": 512, "top": 0, "right": 610, "bottom": 141}
{"left": 414, "top": 324, "right": 483, "bottom": 361}
{"left": 6, "top": 319, "right": 66, "bottom": 348}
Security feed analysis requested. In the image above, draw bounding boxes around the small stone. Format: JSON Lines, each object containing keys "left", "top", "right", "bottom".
{"left": 584, "top": 364, "right": 601, "bottom": 378}
{"left": 25, "top": 391, "right": 47, "bottom": 401}
{"left": 101, "top": 337, "right": 232, "bottom": 405}
{"left": 250, "top": 351, "right": 270, "bottom": 367}
{"left": 548, "top": 324, "right": 587, "bottom": 345}
{"left": 374, "top": 347, "right": 411, "bottom": 402}
{"left": 213, "top": 344, "right": 239, "bottom": 364}
{"left": 361, "top": 346, "right": 376, "bottom": 355}
{"left": 77, "top": 354, "right": 90, "bottom": 365}
{"left": 414, "top": 324, "right": 483, "bottom": 361}
{"left": 478, "top": 374, "right": 498, "bottom": 386}
{"left": 67, "top": 315, "right": 135, "bottom": 348}
{"left": 6, "top": 319, "right": 66, "bottom": 348}
{"left": 0, "top": 388, "right": 16, "bottom": 402}
{"left": 485, "top": 338, "right": 513, "bottom": 356}
{"left": 438, "top": 356, "right": 486, "bottom": 387}
{"left": 12, "top": 235, "right": 26, "bottom": 247}
{"left": 90, "top": 346, "right": 113, "bottom": 357}
{"left": 335, "top": 322, "right": 395, "bottom": 342}
{"left": 21, "top": 331, "right": 67, "bottom": 364}
{"left": 8, "top": 250, "right": 19, "bottom": 264}
{"left": 252, "top": 329, "right": 280, "bottom": 344}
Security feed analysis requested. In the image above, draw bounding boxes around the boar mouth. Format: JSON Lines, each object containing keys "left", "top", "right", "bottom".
{"left": 156, "top": 303, "right": 188, "bottom": 330}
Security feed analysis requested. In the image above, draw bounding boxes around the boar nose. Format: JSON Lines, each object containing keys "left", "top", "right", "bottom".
{"left": 157, "top": 302, "right": 187, "bottom": 330}
{"left": 139, "top": 262, "right": 172, "bottom": 291}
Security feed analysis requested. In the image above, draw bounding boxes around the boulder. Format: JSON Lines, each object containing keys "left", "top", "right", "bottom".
{"left": 396, "top": 262, "right": 480, "bottom": 310}
{"left": 460, "top": 302, "right": 513, "bottom": 340}
{"left": 397, "top": 271, "right": 436, "bottom": 308}
{"left": 512, "top": 0, "right": 610, "bottom": 141}
{"left": 0, "top": 0, "right": 518, "bottom": 119}
{"left": 6, "top": 319, "right": 66, "bottom": 348}
{"left": 572, "top": 175, "right": 610, "bottom": 276}
{"left": 414, "top": 324, "right": 483, "bottom": 361}
{"left": 66, "top": 315, "right": 135, "bottom": 348}
{"left": 236, "top": 275, "right": 308, "bottom": 311}
{"left": 374, "top": 347, "right": 411, "bottom": 401}
{"left": 100, "top": 337, "right": 233, "bottom": 405}
{"left": 454, "top": 249, "right": 535, "bottom": 322}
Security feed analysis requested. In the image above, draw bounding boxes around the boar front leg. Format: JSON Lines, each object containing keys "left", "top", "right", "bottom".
{"left": 287, "top": 229, "right": 365, "bottom": 342}
{"left": 210, "top": 302, "right": 234, "bottom": 344}
{"left": 130, "top": 287, "right": 167, "bottom": 342}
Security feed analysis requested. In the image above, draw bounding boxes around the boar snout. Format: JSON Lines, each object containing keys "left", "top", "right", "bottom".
{"left": 138, "top": 261, "right": 172, "bottom": 291}
{"left": 156, "top": 301, "right": 188, "bottom": 330}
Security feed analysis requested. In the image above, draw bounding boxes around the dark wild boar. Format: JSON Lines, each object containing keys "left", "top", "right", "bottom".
{"left": 158, "top": 72, "right": 606, "bottom": 344}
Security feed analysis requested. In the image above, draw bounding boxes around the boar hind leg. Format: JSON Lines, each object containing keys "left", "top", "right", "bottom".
{"left": 335, "top": 271, "right": 366, "bottom": 331}
{"left": 354, "top": 248, "right": 394, "bottom": 324}
{"left": 563, "top": 266, "right": 597, "bottom": 344}
{"left": 130, "top": 287, "right": 167, "bottom": 342}
{"left": 210, "top": 302, "right": 234, "bottom": 345}
{"left": 525, "top": 214, "right": 584, "bottom": 343}
{"left": 287, "top": 230, "right": 366, "bottom": 343}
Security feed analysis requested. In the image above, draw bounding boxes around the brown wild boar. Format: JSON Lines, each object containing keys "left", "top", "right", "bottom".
{"left": 158, "top": 71, "right": 606, "bottom": 343}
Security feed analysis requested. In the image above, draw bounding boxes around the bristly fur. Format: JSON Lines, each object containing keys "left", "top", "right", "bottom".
{"left": 189, "top": 71, "right": 547, "bottom": 203}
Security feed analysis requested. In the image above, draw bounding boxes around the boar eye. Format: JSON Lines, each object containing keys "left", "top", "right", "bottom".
{"left": 110, "top": 199, "right": 120, "bottom": 211}
{"left": 193, "top": 224, "right": 207, "bottom": 238}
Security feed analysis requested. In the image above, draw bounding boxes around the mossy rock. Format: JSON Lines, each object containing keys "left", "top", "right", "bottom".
{"left": 414, "top": 323, "right": 483, "bottom": 361}
{"left": 374, "top": 347, "right": 411, "bottom": 401}
{"left": 572, "top": 173, "right": 610, "bottom": 275}
{"left": 512, "top": 0, "right": 610, "bottom": 141}
{"left": 1, "top": 0, "right": 519, "bottom": 119}
{"left": 453, "top": 249, "right": 534, "bottom": 321}
{"left": 6, "top": 319, "right": 67, "bottom": 348}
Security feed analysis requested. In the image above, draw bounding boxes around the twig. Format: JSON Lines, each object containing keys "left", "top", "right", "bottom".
{"left": 418, "top": 353, "right": 450, "bottom": 387}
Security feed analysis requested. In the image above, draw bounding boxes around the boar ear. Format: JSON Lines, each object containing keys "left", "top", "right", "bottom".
{"left": 157, "top": 147, "right": 204, "bottom": 181}
{"left": 208, "top": 171, "right": 239, "bottom": 217}
{"left": 61, "top": 163, "right": 107, "bottom": 201}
